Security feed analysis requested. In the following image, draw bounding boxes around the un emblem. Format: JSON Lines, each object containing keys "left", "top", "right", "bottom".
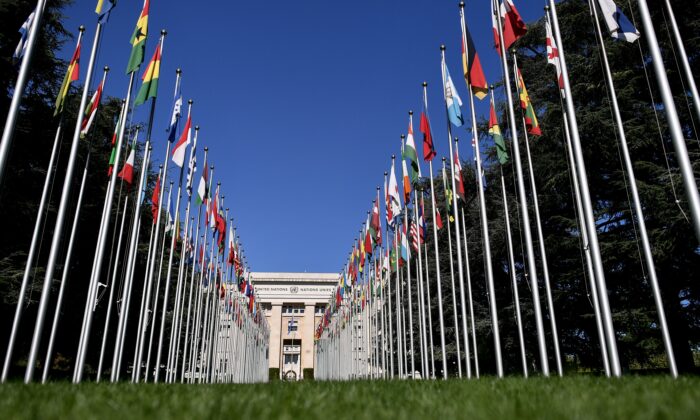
{"left": 290, "top": 286, "right": 299, "bottom": 294}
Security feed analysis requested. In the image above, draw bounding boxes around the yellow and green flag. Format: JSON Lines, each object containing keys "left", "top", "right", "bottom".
{"left": 126, "top": 0, "right": 149, "bottom": 74}
{"left": 134, "top": 44, "right": 161, "bottom": 106}
{"left": 514, "top": 65, "right": 542, "bottom": 136}
{"left": 54, "top": 40, "right": 81, "bottom": 116}
{"left": 489, "top": 96, "right": 509, "bottom": 165}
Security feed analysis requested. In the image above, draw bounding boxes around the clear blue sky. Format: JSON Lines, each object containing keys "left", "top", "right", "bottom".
{"left": 58, "top": 0, "right": 544, "bottom": 273}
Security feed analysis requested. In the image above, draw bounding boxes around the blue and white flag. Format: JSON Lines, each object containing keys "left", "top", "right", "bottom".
{"left": 13, "top": 9, "right": 36, "bottom": 62}
{"left": 185, "top": 130, "right": 198, "bottom": 197}
{"left": 441, "top": 56, "right": 464, "bottom": 127}
{"left": 168, "top": 77, "right": 183, "bottom": 143}
{"left": 596, "top": 0, "right": 640, "bottom": 43}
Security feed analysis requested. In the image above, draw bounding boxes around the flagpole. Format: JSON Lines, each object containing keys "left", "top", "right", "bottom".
{"left": 441, "top": 157, "right": 463, "bottom": 378}
{"left": 459, "top": 205, "right": 479, "bottom": 378}
{"left": 587, "top": 1, "right": 678, "bottom": 377}
{"left": 492, "top": 0, "right": 550, "bottom": 376}
{"left": 0, "top": 0, "right": 49, "bottom": 189}
{"left": 548, "top": 0, "right": 622, "bottom": 376}
{"left": 412, "top": 188, "right": 428, "bottom": 378}
{"left": 41, "top": 152, "right": 90, "bottom": 383}
{"left": 384, "top": 171, "right": 395, "bottom": 378}
{"left": 25, "top": 18, "right": 103, "bottom": 383}
{"left": 440, "top": 46, "right": 473, "bottom": 379}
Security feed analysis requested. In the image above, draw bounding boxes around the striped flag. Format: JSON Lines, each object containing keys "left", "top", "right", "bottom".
{"left": 172, "top": 114, "right": 192, "bottom": 167}
{"left": 514, "top": 65, "right": 542, "bottom": 136}
{"left": 96, "top": 0, "right": 116, "bottom": 23}
{"left": 460, "top": 10, "right": 488, "bottom": 99}
{"left": 388, "top": 160, "right": 402, "bottom": 226}
{"left": 13, "top": 9, "right": 35, "bottom": 62}
{"left": 134, "top": 44, "right": 161, "bottom": 106}
{"left": 441, "top": 55, "right": 464, "bottom": 127}
{"left": 404, "top": 120, "right": 420, "bottom": 184}
{"left": 500, "top": 0, "right": 527, "bottom": 51}
{"left": 489, "top": 96, "right": 509, "bottom": 165}
{"left": 54, "top": 39, "right": 81, "bottom": 116}
{"left": 80, "top": 79, "right": 104, "bottom": 139}
{"left": 117, "top": 147, "right": 136, "bottom": 186}
{"left": 126, "top": 0, "right": 149, "bottom": 74}
{"left": 545, "top": 18, "right": 565, "bottom": 96}
{"left": 196, "top": 155, "right": 209, "bottom": 205}
{"left": 420, "top": 92, "right": 436, "bottom": 162}
{"left": 185, "top": 129, "right": 198, "bottom": 197}
{"left": 453, "top": 148, "right": 466, "bottom": 202}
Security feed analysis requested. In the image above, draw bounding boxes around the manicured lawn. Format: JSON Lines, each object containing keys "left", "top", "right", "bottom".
{"left": 0, "top": 376, "right": 697, "bottom": 419}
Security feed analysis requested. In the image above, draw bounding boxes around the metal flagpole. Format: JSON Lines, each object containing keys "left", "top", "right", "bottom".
{"left": 0, "top": 0, "right": 49, "bottom": 188}
{"left": 383, "top": 171, "right": 395, "bottom": 378}
{"left": 25, "top": 19, "right": 101, "bottom": 383}
{"left": 402, "top": 178, "right": 416, "bottom": 378}
{"left": 492, "top": 0, "right": 549, "bottom": 376}
{"left": 412, "top": 188, "right": 429, "bottom": 378}
{"left": 2, "top": 117, "right": 63, "bottom": 382}
{"left": 460, "top": 203, "right": 479, "bottom": 378}
{"left": 41, "top": 153, "right": 90, "bottom": 383}
{"left": 549, "top": 0, "right": 622, "bottom": 375}
{"left": 440, "top": 46, "right": 473, "bottom": 379}
{"left": 588, "top": 0, "right": 677, "bottom": 377}
{"left": 441, "top": 158, "right": 463, "bottom": 378}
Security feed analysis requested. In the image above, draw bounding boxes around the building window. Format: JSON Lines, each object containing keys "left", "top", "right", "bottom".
{"left": 287, "top": 319, "right": 298, "bottom": 333}
{"left": 314, "top": 304, "right": 326, "bottom": 315}
{"left": 282, "top": 304, "right": 305, "bottom": 314}
{"left": 260, "top": 302, "right": 272, "bottom": 312}
{"left": 283, "top": 354, "right": 299, "bottom": 365}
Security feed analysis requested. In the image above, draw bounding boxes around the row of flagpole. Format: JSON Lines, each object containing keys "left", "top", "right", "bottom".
{"left": 315, "top": 0, "right": 697, "bottom": 380}
{"left": 1, "top": 1, "right": 269, "bottom": 384}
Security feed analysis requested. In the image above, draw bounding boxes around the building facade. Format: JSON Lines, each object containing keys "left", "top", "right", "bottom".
{"left": 250, "top": 272, "right": 337, "bottom": 380}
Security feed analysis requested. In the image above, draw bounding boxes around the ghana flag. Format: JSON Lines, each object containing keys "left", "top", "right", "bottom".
{"left": 134, "top": 43, "right": 161, "bottom": 106}
{"left": 514, "top": 64, "right": 542, "bottom": 136}
{"left": 489, "top": 95, "right": 509, "bottom": 165}
{"left": 126, "top": 0, "right": 149, "bottom": 74}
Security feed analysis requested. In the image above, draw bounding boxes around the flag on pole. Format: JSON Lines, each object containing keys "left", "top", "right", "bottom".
{"left": 13, "top": 9, "right": 35, "bottom": 62}
{"left": 435, "top": 207, "right": 444, "bottom": 230}
{"left": 185, "top": 131, "right": 198, "bottom": 197}
{"left": 96, "top": 0, "right": 116, "bottom": 23}
{"left": 172, "top": 114, "right": 192, "bottom": 167}
{"left": 126, "top": 0, "right": 149, "bottom": 74}
{"left": 134, "top": 44, "right": 161, "bottom": 106}
{"left": 107, "top": 104, "right": 125, "bottom": 176}
{"left": 460, "top": 16, "right": 488, "bottom": 99}
{"left": 384, "top": 175, "right": 392, "bottom": 224}
{"left": 151, "top": 175, "right": 160, "bottom": 222}
{"left": 401, "top": 154, "right": 412, "bottom": 205}
{"left": 168, "top": 77, "right": 183, "bottom": 143}
{"left": 489, "top": 97, "right": 509, "bottom": 165}
{"left": 165, "top": 195, "right": 174, "bottom": 233}
{"left": 404, "top": 121, "right": 420, "bottom": 184}
{"left": 196, "top": 155, "right": 209, "bottom": 205}
{"left": 117, "top": 147, "right": 135, "bottom": 185}
{"left": 400, "top": 225, "right": 409, "bottom": 262}
{"left": 210, "top": 185, "right": 219, "bottom": 230}
{"left": 388, "top": 160, "right": 402, "bottom": 226}
{"left": 545, "top": 18, "right": 565, "bottom": 96}
{"left": 420, "top": 95, "right": 436, "bottom": 162}
{"left": 596, "top": 0, "right": 640, "bottom": 43}
{"left": 500, "top": 0, "right": 527, "bottom": 50}
{"left": 514, "top": 66, "right": 542, "bottom": 136}
{"left": 370, "top": 193, "right": 382, "bottom": 247}
{"left": 453, "top": 149, "right": 466, "bottom": 202}
{"left": 491, "top": 0, "right": 502, "bottom": 55}
{"left": 80, "top": 79, "right": 104, "bottom": 139}
{"left": 54, "top": 39, "right": 81, "bottom": 116}
{"left": 441, "top": 55, "right": 464, "bottom": 127}
{"left": 227, "top": 226, "right": 235, "bottom": 266}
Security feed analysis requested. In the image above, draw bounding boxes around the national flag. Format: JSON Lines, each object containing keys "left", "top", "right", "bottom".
{"left": 596, "top": 0, "right": 640, "bottom": 43}
{"left": 435, "top": 207, "right": 444, "bottom": 230}
{"left": 410, "top": 220, "right": 420, "bottom": 252}
{"left": 172, "top": 114, "right": 192, "bottom": 167}
{"left": 401, "top": 155, "right": 411, "bottom": 205}
{"left": 80, "top": 79, "right": 104, "bottom": 139}
{"left": 443, "top": 167, "right": 455, "bottom": 223}
{"left": 209, "top": 185, "right": 219, "bottom": 229}
{"left": 196, "top": 155, "right": 209, "bottom": 205}
{"left": 168, "top": 77, "right": 183, "bottom": 143}
{"left": 165, "top": 195, "right": 174, "bottom": 233}
{"left": 107, "top": 104, "right": 125, "bottom": 176}
{"left": 96, "top": 0, "right": 116, "bottom": 23}
{"left": 151, "top": 175, "right": 160, "bottom": 222}
{"left": 500, "top": 0, "right": 527, "bottom": 50}
{"left": 491, "top": 0, "right": 502, "bottom": 55}
{"left": 134, "top": 44, "right": 161, "bottom": 106}
{"left": 388, "top": 160, "right": 402, "bottom": 226}
{"left": 185, "top": 130, "right": 198, "bottom": 197}
{"left": 227, "top": 226, "right": 235, "bottom": 266}
{"left": 453, "top": 149, "right": 466, "bottom": 202}
{"left": 441, "top": 56, "right": 464, "bottom": 127}
{"left": 55, "top": 39, "right": 81, "bottom": 116}
{"left": 400, "top": 225, "right": 409, "bottom": 262}
{"left": 369, "top": 191, "right": 382, "bottom": 247}
{"left": 13, "top": 9, "right": 35, "bottom": 62}
{"left": 489, "top": 97, "right": 509, "bottom": 165}
{"left": 420, "top": 93, "right": 436, "bottom": 161}
{"left": 126, "top": 0, "right": 149, "bottom": 74}
{"left": 460, "top": 15, "right": 488, "bottom": 99}
{"left": 117, "top": 147, "right": 135, "bottom": 185}
{"left": 545, "top": 18, "right": 565, "bottom": 95}
{"left": 384, "top": 175, "right": 392, "bottom": 224}
{"left": 514, "top": 66, "right": 542, "bottom": 136}
{"left": 404, "top": 120, "right": 420, "bottom": 185}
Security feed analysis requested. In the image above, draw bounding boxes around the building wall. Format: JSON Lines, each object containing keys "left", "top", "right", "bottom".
{"left": 251, "top": 272, "right": 337, "bottom": 380}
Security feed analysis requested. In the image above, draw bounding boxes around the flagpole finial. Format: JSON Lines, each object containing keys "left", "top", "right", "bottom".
{"left": 422, "top": 81, "right": 427, "bottom": 87}
{"left": 440, "top": 45, "right": 446, "bottom": 51}
{"left": 401, "top": 135, "right": 405, "bottom": 140}
{"left": 442, "top": 157, "right": 446, "bottom": 162}
{"left": 490, "top": 84, "right": 494, "bottom": 90}
{"left": 392, "top": 155, "right": 396, "bottom": 160}
{"left": 455, "top": 137, "right": 459, "bottom": 143}
{"left": 226, "top": 208, "right": 229, "bottom": 212}
{"left": 170, "top": 181, "right": 174, "bottom": 185}
{"left": 204, "top": 147, "right": 208, "bottom": 152}
{"left": 459, "top": 1, "right": 465, "bottom": 9}
{"left": 79, "top": 25, "right": 85, "bottom": 33}
{"left": 384, "top": 171, "right": 388, "bottom": 176}
{"left": 544, "top": 5, "right": 550, "bottom": 11}
{"left": 176, "top": 68, "right": 182, "bottom": 75}
{"left": 377, "top": 186, "right": 380, "bottom": 191}
{"left": 409, "top": 110, "right": 413, "bottom": 116}
{"left": 188, "top": 99, "right": 193, "bottom": 105}
{"left": 159, "top": 164, "right": 163, "bottom": 169}
{"left": 161, "top": 29, "right": 167, "bottom": 36}
{"left": 104, "top": 66, "right": 110, "bottom": 72}
{"left": 195, "top": 125, "right": 200, "bottom": 131}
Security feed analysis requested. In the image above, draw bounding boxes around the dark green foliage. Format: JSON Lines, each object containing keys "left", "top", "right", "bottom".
{"left": 269, "top": 367, "right": 280, "bottom": 381}
{"left": 303, "top": 367, "right": 314, "bottom": 380}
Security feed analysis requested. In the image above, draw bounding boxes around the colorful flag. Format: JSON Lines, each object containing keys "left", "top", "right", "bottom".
{"left": 514, "top": 66, "right": 542, "bottom": 136}
{"left": 545, "top": 18, "right": 565, "bottom": 96}
{"left": 196, "top": 155, "right": 209, "bottom": 205}
{"left": 13, "top": 9, "right": 35, "bottom": 62}
{"left": 370, "top": 191, "right": 382, "bottom": 247}
{"left": 168, "top": 77, "right": 183, "bottom": 143}
{"left": 151, "top": 175, "right": 160, "bottom": 222}
{"left": 401, "top": 155, "right": 412, "bottom": 205}
{"left": 118, "top": 147, "right": 135, "bottom": 185}
{"left": 596, "top": 0, "right": 640, "bottom": 43}
{"left": 107, "top": 104, "right": 125, "bottom": 176}
{"left": 441, "top": 56, "right": 464, "bottom": 127}
{"left": 80, "top": 79, "right": 104, "bottom": 139}
{"left": 172, "top": 114, "right": 192, "bottom": 167}
{"left": 134, "top": 44, "right": 161, "bottom": 106}
{"left": 96, "top": 0, "right": 116, "bottom": 23}
{"left": 443, "top": 167, "right": 455, "bottom": 222}
{"left": 185, "top": 130, "right": 198, "bottom": 197}
{"left": 384, "top": 174, "right": 392, "bottom": 224}
{"left": 420, "top": 94, "right": 436, "bottom": 162}
{"left": 500, "top": 0, "right": 527, "bottom": 50}
{"left": 453, "top": 149, "right": 466, "bottom": 202}
{"left": 461, "top": 16, "right": 488, "bottom": 99}
{"left": 54, "top": 39, "right": 81, "bottom": 116}
{"left": 435, "top": 207, "right": 444, "bottom": 230}
{"left": 227, "top": 226, "right": 235, "bottom": 266}
{"left": 126, "top": 0, "right": 149, "bottom": 74}
{"left": 400, "top": 225, "right": 409, "bottom": 262}
{"left": 388, "top": 160, "right": 402, "bottom": 226}
{"left": 489, "top": 97, "right": 509, "bottom": 165}
{"left": 404, "top": 121, "right": 420, "bottom": 184}
{"left": 490, "top": 0, "right": 502, "bottom": 55}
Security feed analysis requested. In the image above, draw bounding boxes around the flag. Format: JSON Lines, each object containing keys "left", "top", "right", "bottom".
{"left": 489, "top": 97, "right": 509, "bottom": 165}
{"left": 491, "top": 0, "right": 502, "bottom": 55}
{"left": 441, "top": 56, "right": 464, "bottom": 127}
{"left": 227, "top": 226, "right": 235, "bottom": 266}
{"left": 545, "top": 18, "right": 565, "bottom": 95}
{"left": 118, "top": 147, "right": 135, "bottom": 185}
{"left": 420, "top": 94, "right": 436, "bottom": 162}
{"left": 107, "top": 105, "right": 125, "bottom": 176}
{"left": 443, "top": 168, "right": 455, "bottom": 222}
{"left": 210, "top": 185, "right": 219, "bottom": 230}
{"left": 54, "top": 39, "right": 81, "bottom": 116}
{"left": 596, "top": 0, "right": 640, "bottom": 43}
{"left": 461, "top": 16, "right": 488, "bottom": 99}
{"left": 514, "top": 66, "right": 542, "bottom": 136}
{"left": 401, "top": 156, "right": 411, "bottom": 205}
{"left": 388, "top": 160, "right": 402, "bottom": 226}
{"left": 410, "top": 220, "right": 420, "bottom": 252}
{"left": 96, "top": 0, "right": 116, "bottom": 23}
{"left": 196, "top": 155, "right": 209, "bottom": 205}
{"left": 151, "top": 175, "right": 160, "bottom": 222}
{"left": 168, "top": 77, "right": 183, "bottom": 143}
{"left": 185, "top": 131, "right": 198, "bottom": 197}
{"left": 13, "top": 9, "right": 35, "bottom": 62}
{"left": 80, "top": 79, "right": 104, "bottom": 139}
{"left": 453, "top": 149, "right": 466, "bottom": 202}
{"left": 435, "top": 207, "right": 444, "bottom": 230}
{"left": 172, "top": 114, "right": 192, "bottom": 167}
{"left": 134, "top": 44, "right": 161, "bottom": 106}
{"left": 384, "top": 175, "right": 392, "bottom": 224}
{"left": 400, "top": 225, "right": 409, "bottom": 262}
{"left": 165, "top": 195, "right": 174, "bottom": 233}
{"left": 500, "top": 0, "right": 527, "bottom": 50}
{"left": 370, "top": 192, "right": 382, "bottom": 247}
{"left": 404, "top": 121, "right": 420, "bottom": 184}
{"left": 126, "top": 0, "right": 149, "bottom": 74}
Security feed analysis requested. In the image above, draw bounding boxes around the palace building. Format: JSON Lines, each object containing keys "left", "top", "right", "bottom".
{"left": 250, "top": 272, "right": 338, "bottom": 380}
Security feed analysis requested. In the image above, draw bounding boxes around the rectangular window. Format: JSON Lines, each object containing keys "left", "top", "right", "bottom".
{"left": 315, "top": 304, "right": 326, "bottom": 315}
{"left": 282, "top": 304, "right": 305, "bottom": 314}
{"left": 284, "top": 354, "right": 299, "bottom": 365}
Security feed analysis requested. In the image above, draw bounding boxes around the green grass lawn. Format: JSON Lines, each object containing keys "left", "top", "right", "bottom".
{"left": 0, "top": 376, "right": 697, "bottom": 419}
